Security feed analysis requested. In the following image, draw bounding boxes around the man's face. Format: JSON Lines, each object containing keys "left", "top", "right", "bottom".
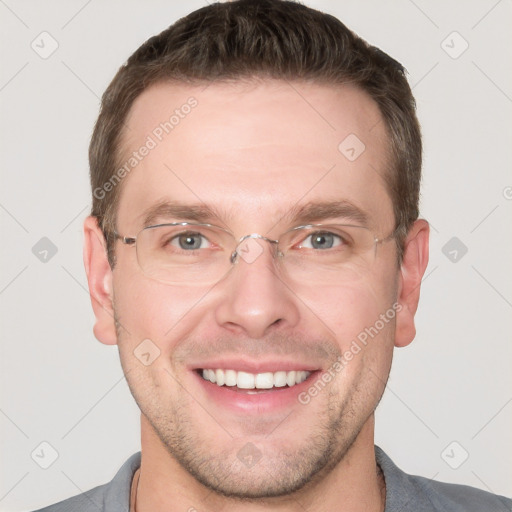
{"left": 109, "top": 80, "right": 400, "bottom": 497}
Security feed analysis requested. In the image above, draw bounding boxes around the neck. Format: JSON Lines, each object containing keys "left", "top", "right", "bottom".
{"left": 133, "top": 415, "right": 385, "bottom": 512}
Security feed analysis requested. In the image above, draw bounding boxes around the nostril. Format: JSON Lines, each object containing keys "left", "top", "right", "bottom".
{"left": 270, "top": 318, "right": 282, "bottom": 327}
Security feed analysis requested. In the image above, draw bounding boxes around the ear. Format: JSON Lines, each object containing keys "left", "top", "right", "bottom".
{"left": 83, "top": 216, "right": 117, "bottom": 345}
{"left": 394, "top": 219, "right": 430, "bottom": 348}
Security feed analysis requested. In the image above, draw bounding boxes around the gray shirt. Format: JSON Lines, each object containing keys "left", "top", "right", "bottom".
{"left": 31, "top": 446, "right": 512, "bottom": 511}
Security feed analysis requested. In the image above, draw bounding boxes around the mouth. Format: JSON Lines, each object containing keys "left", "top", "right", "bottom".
{"left": 191, "top": 364, "right": 322, "bottom": 413}
{"left": 189, "top": 357, "right": 323, "bottom": 413}
{"left": 196, "top": 368, "right": 313, "bottom": 393}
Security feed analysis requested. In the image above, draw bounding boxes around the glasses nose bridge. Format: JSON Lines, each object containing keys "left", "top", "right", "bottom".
{"left": 230, "top": 233, "right": 280, "bottom": 264}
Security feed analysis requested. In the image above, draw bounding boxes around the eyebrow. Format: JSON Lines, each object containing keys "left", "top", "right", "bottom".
{"left": 138, "top": 199, "right": 369, "bottom": 230}
{"left": 140, "top": 200, "right": 230, "bottom": 228}
{"left": 285, "top": 200, "right": 369, "bottom": 226}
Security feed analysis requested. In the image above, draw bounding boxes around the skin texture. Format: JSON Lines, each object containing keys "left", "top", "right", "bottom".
{"left": 83, "top": 80, "right": 429, "bottom": 512}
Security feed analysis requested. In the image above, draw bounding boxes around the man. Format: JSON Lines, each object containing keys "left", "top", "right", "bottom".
{"left": 33, "top": 0, "right": 511, "bottom": 511}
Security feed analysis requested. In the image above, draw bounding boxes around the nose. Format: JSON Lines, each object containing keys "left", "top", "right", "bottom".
{"left": 214, "top": 236, "right": 301, "bottom": 338}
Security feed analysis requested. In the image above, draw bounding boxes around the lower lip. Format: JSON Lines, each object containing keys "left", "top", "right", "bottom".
{"left": 193, "top": 370, "right": 321, "bottom": 413}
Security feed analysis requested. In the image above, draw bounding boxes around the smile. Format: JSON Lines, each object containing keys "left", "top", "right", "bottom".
{"left": 199, "top": 368, "right": 312, "bottom": 390}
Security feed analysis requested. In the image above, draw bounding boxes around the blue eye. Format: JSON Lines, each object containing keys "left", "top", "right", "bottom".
{"left": 170, "top": 232, "right": 209, "bottom": 250}
{"left": 301, "top": 232, "right": 343, "bottom": 250}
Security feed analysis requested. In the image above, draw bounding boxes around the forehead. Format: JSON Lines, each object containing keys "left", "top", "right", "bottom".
{"left": 117, "top": 80, "right": 394, "bottom": 234}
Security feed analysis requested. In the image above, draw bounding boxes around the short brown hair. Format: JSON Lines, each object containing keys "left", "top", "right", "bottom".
{"left": 89, "top": 0, "right": 421, "bottom": 267}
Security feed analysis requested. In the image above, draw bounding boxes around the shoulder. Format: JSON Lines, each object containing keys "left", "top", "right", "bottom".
{"left": 424, "top": 478, "right": 512, "bottom": 512}
{"left": 29, "top": 452, "right": 141, "bottom": 512}
{"left": 375, "top": 446, "right": 512, "bottom": 512}
{"left": 29, "top": 482, "right": 109, "bottom": 512}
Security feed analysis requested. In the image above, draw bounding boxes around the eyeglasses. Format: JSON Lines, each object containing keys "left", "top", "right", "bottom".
{"left": 113, "top": 222, "right": 396, "bottom": 286}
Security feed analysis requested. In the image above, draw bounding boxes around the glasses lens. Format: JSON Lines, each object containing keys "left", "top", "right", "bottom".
{"left": 134, "top": 223, "right": 379, "bottom": 285}
{"left": 277, "top": 224, "right": 377, "bottom": 282}
{"left": 136, "top": 224, "right": 234, "bottom": 285}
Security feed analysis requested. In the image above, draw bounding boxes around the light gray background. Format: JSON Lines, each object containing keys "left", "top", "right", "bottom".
{"left": 1, "top": 1, "right": 511, "bottom": 510}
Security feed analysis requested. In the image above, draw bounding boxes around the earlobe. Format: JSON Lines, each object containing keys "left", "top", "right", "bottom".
{"left": 394, "top": 219, "right": 430, "bottom": 348}
{"left": 83, "top": 216, "right": 118, "bottom": 345}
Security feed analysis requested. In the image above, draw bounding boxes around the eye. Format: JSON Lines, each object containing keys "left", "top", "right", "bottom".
{"left": 299, "top": 231, "right": 344, "bottom": 250}
{"left": 169, "top": 231, "right": 210, "bottom": 250}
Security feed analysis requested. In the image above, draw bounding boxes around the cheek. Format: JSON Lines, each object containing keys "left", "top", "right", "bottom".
{"left": 111, "top": 278, "right": 214, "bottom": 403}
{"left": 294, "top": 273, "right": 396, "bottom": 383}
{"left": 294, "top": 277, "right": 390, "bottom": 342}
{"left": 112, "top": 272, "right": 210, "bottom": 350}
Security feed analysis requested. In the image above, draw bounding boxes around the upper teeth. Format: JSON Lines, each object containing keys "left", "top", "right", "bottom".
{"left": 201, "top": 369, "right": 311, "bottom": 389}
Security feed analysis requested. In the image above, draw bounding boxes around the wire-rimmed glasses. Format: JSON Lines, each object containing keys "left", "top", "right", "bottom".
{"left": 113, "top": 221, "right": 396, "bottom": 285}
